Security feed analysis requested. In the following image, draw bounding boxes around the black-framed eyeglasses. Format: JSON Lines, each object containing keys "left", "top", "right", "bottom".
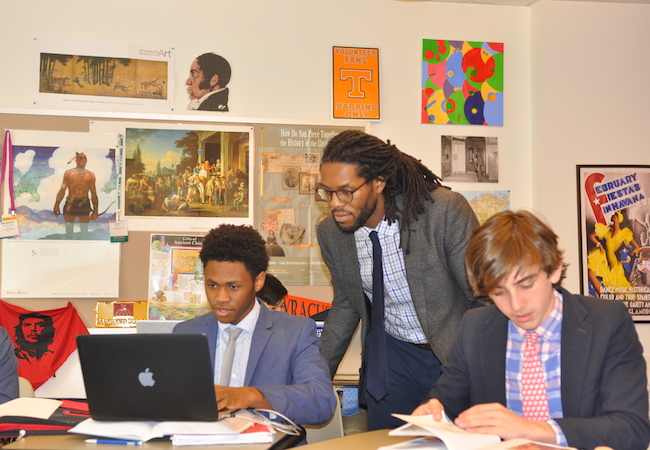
{"left": 316, "top": 179, "right": 369, "bottom": 203}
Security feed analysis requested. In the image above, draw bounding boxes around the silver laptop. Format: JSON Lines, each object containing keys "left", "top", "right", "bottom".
{"left": 77, "top": 333, "right": 219, "bottom": 421}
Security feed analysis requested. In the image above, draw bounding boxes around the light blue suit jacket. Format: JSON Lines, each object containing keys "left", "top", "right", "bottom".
{"left": 173, "top": 300, "right": 336, "bottom": 426}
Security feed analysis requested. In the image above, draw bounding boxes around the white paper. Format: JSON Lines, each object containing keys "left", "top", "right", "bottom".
{"left": 391, "top": 414, "right": 500, "bottom": 450}
{"left": 0, "top": 397, "right": 62, "bottom": 420}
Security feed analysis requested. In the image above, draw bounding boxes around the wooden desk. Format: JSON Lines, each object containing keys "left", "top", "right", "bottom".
{"left": 300, "top": 430, "right": 411, "bottom": 450}
{"left": 4, "top": 434, "right": 277, "bottom": 450}
{"left": 5, "top": 430, "right": 407, "bottom": 450}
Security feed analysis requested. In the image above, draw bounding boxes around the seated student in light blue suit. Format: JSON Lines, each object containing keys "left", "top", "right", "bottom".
{"left": 173, "top": 224, "right": 336, "bottom": 426}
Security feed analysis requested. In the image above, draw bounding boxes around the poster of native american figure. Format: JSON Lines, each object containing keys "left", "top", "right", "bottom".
{"left": 0, "top": 129, "right": 120, "bottom": 298}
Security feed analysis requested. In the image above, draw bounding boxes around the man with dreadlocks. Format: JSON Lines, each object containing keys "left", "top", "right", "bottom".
{"left": 316, "top": 130, "right": 482, "bottom": 430}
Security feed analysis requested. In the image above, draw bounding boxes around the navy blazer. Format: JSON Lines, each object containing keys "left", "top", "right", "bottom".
{"left": 173, "top": 301, "right": 336, "bottom": 426}
{"left": 427, "top": 287, "right": 650, "bottom": 450}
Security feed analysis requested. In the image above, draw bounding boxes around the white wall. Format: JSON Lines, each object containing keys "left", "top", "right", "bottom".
{"left": 532, "top": 0, "right": 650, "bottom": 342}
{"left": 1, "top": 0, "right": 649, "bottom": 349}
{"left": 0, "top": 0, "right": 533, "bottom": 206}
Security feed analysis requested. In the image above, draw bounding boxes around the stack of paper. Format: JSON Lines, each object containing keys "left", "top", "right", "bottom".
{"left": 171, "top": 422, "right": 276, "bottom": 446}
{"left": 68, "top": 415, "right": 273, "bottom": 444}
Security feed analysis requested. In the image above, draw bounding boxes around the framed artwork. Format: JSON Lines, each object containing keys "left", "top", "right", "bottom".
{"left": 34, "top": 37, "right": 174, "bottom": 112}
{"left": 91, "top": 121, "right": 254, "bottom": 232}
{"left": 422, "top": 40, "right": 503, "bottom": 126}
{"left": 577, "top": 165, "right": 650, "bottom": 321}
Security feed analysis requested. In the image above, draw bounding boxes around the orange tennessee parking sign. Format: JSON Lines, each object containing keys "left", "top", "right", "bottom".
{"left": 332, "top": 47, "right": 380, "bottom": 120}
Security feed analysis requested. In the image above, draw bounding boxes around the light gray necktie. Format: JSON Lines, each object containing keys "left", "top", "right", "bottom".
{"left": 218, "top": 326, "right": 242, "bottom": 386}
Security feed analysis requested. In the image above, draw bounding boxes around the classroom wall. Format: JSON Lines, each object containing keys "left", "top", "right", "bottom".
{"left": 1, "top": 0, "right": 649, "bottom": 346}
{"left": 531, "top": 0, "right": 650, "bottom": 341}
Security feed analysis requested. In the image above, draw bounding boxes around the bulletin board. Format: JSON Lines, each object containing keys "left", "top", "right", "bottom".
{"left": 0, "top": 109, "right": 367, "bottom": 324}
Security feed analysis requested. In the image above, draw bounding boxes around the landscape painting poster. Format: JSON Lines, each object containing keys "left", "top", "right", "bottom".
{"left": 34, "top": 37, "right": 174, "bottom": 111}
{"left": 577, "top": 165, "right": 650, "bottom": 320}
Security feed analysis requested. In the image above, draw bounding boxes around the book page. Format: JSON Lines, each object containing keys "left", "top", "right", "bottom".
{"left": 392, "top": 414, "right": 500, "bottom": 450}
{"left": 0, "top": 398, "right": 62, "bottom": 420}
{"left": 69, "top": 419, "right": 159, "bottom": 441}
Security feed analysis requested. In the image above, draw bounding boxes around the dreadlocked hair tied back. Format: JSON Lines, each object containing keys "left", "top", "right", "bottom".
{"left": 322, "top": 130, "right": 444, "bottom": 253}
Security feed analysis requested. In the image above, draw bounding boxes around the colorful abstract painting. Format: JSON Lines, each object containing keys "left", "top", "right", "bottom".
{"left": 422, "top": 40, "right": 503, "bottom": 126}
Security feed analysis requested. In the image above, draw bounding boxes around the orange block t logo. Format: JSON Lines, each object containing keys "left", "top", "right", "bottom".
{"left": 333, "top": 47, "right": 380, "bottom": 119}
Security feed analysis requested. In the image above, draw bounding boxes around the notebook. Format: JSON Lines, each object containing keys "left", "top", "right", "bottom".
{"left": 76, "top": 333, "right": 219, "bottom": 422}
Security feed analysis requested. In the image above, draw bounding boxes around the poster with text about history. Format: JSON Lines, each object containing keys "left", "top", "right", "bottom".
{"left": 148, "top": 234, "right": 209, "bottom": 320}
{"left": 91, "top": 121, "right": 253, "bottom": 232}
{"left": 333, "top": 47, "right": 380, "bottom": 120}
{"left": 34, "top": 37, "right": 174, "bottom": 112}
{"left": 422, "top": 40, "right": 503, "bottom": 126}
{"left": 0, "top": 129, "right": 121, "bottom": 299}
{"left": 258, "top": 125, "right": 364, "bottom": 286}
{"left": 577, "top": 165, "right": 650, "bottom": 320}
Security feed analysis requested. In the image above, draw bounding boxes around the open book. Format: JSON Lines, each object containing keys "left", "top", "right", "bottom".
{"left": 385, "top": 414, "right": 576, "bottom": 450}
{"left": 68, "top": 415, "right": 274, "bottom": 444}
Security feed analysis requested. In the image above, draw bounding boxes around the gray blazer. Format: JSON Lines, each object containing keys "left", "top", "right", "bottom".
{"left": 317, "top": 188, "right": 481, "bottom": 378}
{"left": 427, "top": 287, "right": 650, "bottom": 450}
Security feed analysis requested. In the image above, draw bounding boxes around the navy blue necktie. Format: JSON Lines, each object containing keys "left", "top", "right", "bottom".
{"left": 366, "top": 230, "right": 389, "bottom": 401}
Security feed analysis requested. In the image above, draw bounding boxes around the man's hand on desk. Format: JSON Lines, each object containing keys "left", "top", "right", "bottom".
{"left": 214, "top": 385, "right": 272, "bottom": 411}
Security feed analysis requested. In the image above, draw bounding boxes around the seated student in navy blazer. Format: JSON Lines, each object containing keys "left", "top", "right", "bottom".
{"left": 414, "top": 210, "right": 650, "bottom": 450}
{"left": 174, "top": 224, "right": 336, "bottom": 426}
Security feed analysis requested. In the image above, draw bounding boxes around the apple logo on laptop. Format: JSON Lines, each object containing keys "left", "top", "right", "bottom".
{"left": 138, "top": 368, "right": 155, "bottom": 387}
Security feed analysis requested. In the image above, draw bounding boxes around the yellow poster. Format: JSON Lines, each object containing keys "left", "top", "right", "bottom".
{"left": 332, "top": 47, "right": 380, "bottom": 120}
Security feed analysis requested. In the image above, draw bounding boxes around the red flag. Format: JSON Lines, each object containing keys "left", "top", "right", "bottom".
{"left": 0, "top": 300, "right": 88, "bottom": 390}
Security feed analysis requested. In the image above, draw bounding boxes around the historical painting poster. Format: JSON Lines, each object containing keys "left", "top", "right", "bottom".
{"left": 577, "top": 165, "right": 650, "bottom": 320}
{"left": 441, "top": 136, "right": 499, "bottom": 183}
{"left": 33, "top": 37, "right": 174, "bottom": 112}
{"left": 148, "top": 234, "right": 209, "bottom": 320}
{"left": 258, "top": 125, "right": 364, "bottom": 286}
{"left": 91, "top": 121, "right": 253, "bottom": 232}
{"left": 422, "top": 40, "right": 503, "bottom": 126}
{"left": 0, "top": 129, "right": 120, "bottom": 299}
{"left": 332, "top": 47, "right": 380, "bottom": 120}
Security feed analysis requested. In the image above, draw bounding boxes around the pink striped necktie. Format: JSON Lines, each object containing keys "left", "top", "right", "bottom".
{"left": 521, "top": 331, "right": 550, "bottom": 420}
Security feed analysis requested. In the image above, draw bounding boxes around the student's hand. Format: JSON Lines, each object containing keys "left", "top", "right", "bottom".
{"left": 214, "top": 386, "right": 272, "bottom": 411}
{"left": 412, "top": 399, "right": 446, "bottom": 422}
{"left": 454, "top": 403, "right": 556, "bottom": 443}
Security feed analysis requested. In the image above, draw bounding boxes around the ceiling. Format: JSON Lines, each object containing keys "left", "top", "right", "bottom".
{"left": 394, "top": 0, "right": 650, "bottom": 7}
